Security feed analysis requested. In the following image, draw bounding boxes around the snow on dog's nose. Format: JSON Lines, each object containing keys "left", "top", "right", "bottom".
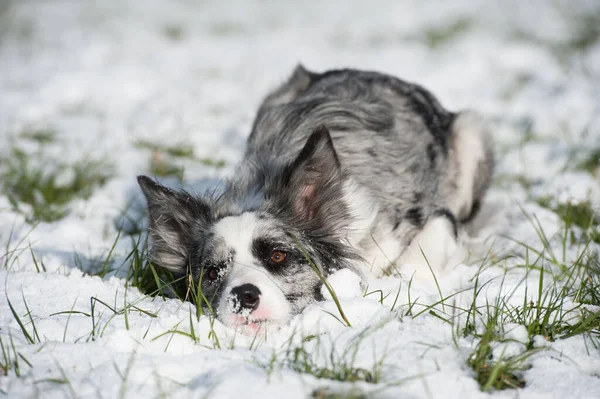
{"left": 219, "top": 270, "right": 292, "bottom": 333}
{"left": 228, "top": 284, "right": 261, "bottom": 313}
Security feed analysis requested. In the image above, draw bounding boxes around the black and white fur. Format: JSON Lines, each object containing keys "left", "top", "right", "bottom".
{"left": 138, "top": 66, "right": 493, "bottom": 333}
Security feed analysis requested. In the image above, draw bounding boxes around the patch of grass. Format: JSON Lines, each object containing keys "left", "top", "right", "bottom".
{"left": 263, "top": 330, "right": 385, "bottom": 385}
{"left": 1, "top": 145, "right": 114, "bottom": 223}
{"left": 186, "top": 267, "right": 222, "bottom": 349}
{"left": 536, "top": 198, "right": 600, "bottom": 244}
{"left": 134, "top": 139, "right": 225, "bottom": 180}
{"left": 120, "top": 232, "right": 222, "bottom": 349}
{"left": 124, "top": 234, "right": 186, "bottom": 299}
{"left": 459, "top": 274, "right": 532, "bottom": 391}
{"left": 6, "top": 291, "right": 41, "bottom": 344}
{"left": 149, "top": 155, "right": 185, "bottom": 181}
{"left": 457, "top": 205, "right": 600, "bottom": 392}
{"left": 0, "top": 333, "right": 33, "bottom": 377}
{"left": 311, "top": 387, "right": 368, "bottom": 399}
{"left": 46, "top": 235, "right": 166, "bottom": 342}
{"left": 466, "top": 332, "right": 529, "bottom": 391}
{"left": 162, "top": 24, "right": 185, "bottom": 41}
{"left": 286, "top": 346, "right": 378, "bottom": 383}
{"left": 134, "top": 139, "right": 195, "bottom": 159}
{"left": 462, "top": 265, "right": 599, "bottom": 392}
{"left": 421, "top": 17, "right": 472, "bottom": 49}
{"left": 576, "top": 148, "right": 600, "bottom": 176}
{"left": 571, "top": 257, "right": 600, "bottom": 307}
{"left": 511, "top": 7, "right": 600, "bottom": 66}
{"left": 1, "top": 223, "right": 39, "bottom": 271}
{"left": 20, "top": 128, "right": 58, "bottom": 144}
{"left": 71, "top": 229, "right": 123, "bottom": 277}
{"left": 499, "top": 261, "right": 599, "bottom": 349}
{"left": 0, "top": 4, "right": 34, "bottom": 45}
{"left": 87, "top": 294, "right": 158, "bottom": 342}
{"left": 559, "top": 11, "right": 600, "bottom": 54}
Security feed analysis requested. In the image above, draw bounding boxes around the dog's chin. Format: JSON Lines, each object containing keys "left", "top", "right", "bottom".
{"left": 219, "top": 314, "right": 278, "bottom": 335}
{"left": 220, "top": 308, "right": 290, "bottom": 335}
{"left": 227, "top": 314, "right": 270, "bottom": 334}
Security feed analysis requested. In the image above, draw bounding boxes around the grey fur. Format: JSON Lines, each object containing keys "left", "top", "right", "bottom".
{"left": 138, "top": 65, "right": 493, "bottom": 327}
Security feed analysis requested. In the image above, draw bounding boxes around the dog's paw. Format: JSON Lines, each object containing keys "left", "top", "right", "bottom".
{"left": 398, "top": 216, "right": 466, "bottom": 281}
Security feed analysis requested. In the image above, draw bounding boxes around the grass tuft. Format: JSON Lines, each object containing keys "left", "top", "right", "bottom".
{"left": 134, "top": 139, "right": 225, "bottom": 180}
{"left": 311, "top": 387, "right": 368, "bottom": 399}
{"left": 536, "top": 198, "right": 600, "bottom": 245}
{"left": 124, "top": 234, "right": 187, "bottom": 299}
{"left": 461, "top": 284, "right": 532, "bottom": 391}
{"left": 1, "top": 145, "right": 114, "bottom": 223}
{"left": 0, "top": 333, "right": 33, "bottom": 377}
{"left": 467, "top": 338, "right": 529, "bottom": 391}
{"left": 20, "top": 128, "right": 58, "bottom": 144}
{"left": 576, "top": 148, "right": 600, "bottom": 176}
{"left": 262, "top": 331, "right": 385, "bottom": 385}
{"left": 287, "top": 346, "right": 378, "bottom": 383}
{"left": 162, "top": 24, "right": 185, "bottom": 41}
{"left": 120, "top": 231, "right": 222, "bottom": 349}
{"left": 6, "top": 292, "right": 40, "bottom": 344}
{"left": 460, "top": 207, "right": 600, "bottom": 391}
{"left": 422, "top": 17, "right": 472, "bottom": 49}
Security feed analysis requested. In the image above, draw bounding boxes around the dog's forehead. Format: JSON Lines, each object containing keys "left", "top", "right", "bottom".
{"left": 212, "top": 212, "right": 262, "bottom": 263}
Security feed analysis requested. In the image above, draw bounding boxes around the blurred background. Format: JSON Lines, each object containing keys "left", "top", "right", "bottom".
{"left": 0, "top": 0, "right": 599, "bottom": 255}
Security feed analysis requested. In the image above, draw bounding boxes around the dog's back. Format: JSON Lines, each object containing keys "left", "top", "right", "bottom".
{"left": 244, "top": 66, "right": 493, "bottom": 275}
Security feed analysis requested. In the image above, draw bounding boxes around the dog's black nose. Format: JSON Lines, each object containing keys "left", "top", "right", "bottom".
{"left": 230, "top": 284, "right": 261, "bottom": 312}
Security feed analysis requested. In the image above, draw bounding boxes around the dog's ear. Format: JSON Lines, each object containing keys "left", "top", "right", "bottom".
{"left": 137, "top": 176, "right": 210, "bottom": 273}
{"left": 260, "top": 64, "right": 316, "bottom": 108}
{"left": 284, "top": 126, "right": 341, "bottom": 221}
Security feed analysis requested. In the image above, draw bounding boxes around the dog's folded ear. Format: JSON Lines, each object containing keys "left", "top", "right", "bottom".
{"left": 137, "top": 176, "right": 210, "bottom": 273}
{"left": 282, "top": 126, "right": 342, "bottom": 222}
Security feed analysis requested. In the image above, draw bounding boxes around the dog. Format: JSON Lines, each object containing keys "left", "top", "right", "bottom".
{"left": 138, "top": 65, "right": 493, "bottom": 333}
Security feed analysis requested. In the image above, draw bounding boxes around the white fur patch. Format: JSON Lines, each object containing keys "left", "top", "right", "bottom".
{"left": 212, "top": 213, "right": 291, "bottom": 331}
{"left": 360, "top": 231, "right": 404, "bottom": 277}
{"left": 447, "top": 112, "right": 489, "bottom": 217}
{"left": 398, "top": 216, "right": 465, "bottom": 280}
{"left": 213, "top": 213, "right": 258, "bottom": 269}
{"left": 342, "top": 179, "right": 378, "bottom": 247}
{"left": 341, "top": 179, "right": 402, "bottom": 277}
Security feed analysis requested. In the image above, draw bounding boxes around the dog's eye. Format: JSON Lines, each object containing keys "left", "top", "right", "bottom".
{"left": 270, "top": 250, "right": 287, "bottom": 264}
{"left": 207, "top": 266, "right": 220, "bottom": 281}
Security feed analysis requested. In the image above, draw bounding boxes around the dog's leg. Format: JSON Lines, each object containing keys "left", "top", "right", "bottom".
{"left": 398, "top": 212, "right": 464, "bottom": 280}
{"left": 446, "top": 112, "right": 493, "bottom": 223}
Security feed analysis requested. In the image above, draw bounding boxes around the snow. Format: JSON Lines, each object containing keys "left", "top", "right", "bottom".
{"left": 1, "top": 0, "right": 600, "bottom": 398}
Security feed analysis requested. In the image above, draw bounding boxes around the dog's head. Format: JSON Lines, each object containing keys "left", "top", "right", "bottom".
{"left": 138, "top": 127, "right": 366, "bottom": 333}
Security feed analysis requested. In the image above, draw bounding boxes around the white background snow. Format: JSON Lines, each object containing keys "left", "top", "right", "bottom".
{"left": 1, "top": 0, "right": 600, "bottom": 398}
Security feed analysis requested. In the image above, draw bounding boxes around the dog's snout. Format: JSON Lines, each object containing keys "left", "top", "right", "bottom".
{"left": 230, "top": 284, "right": 261, "bottom": 312}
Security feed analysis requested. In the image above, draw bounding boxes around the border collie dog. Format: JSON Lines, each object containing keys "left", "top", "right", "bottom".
{"left": 138, "top": 66, "right": 493, "bottom": 333}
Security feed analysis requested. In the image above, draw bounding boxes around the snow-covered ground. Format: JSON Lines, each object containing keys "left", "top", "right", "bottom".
{"left": 1, "top": 1, "right": 600, "bottom": 398}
